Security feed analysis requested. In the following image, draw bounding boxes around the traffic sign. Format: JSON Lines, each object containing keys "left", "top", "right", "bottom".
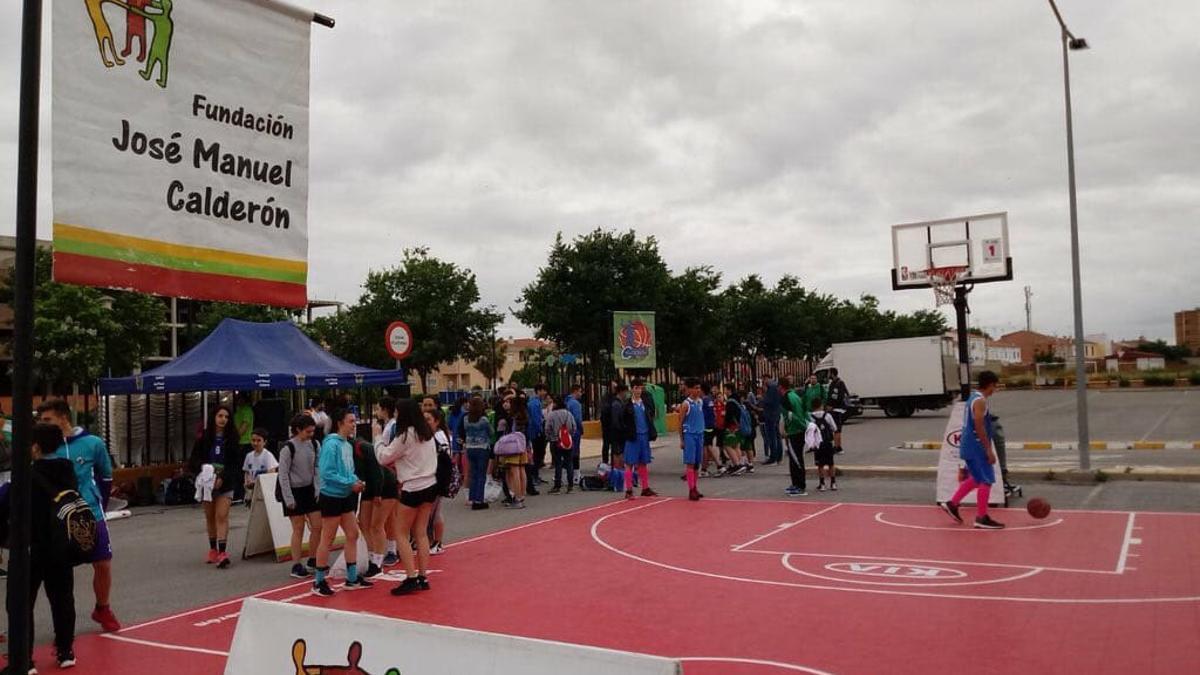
{"left": 385, "top": 321, "right": 413, "bottom": 360}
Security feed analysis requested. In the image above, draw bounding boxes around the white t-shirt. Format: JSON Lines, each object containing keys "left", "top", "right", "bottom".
{"left": 243, "top": 450, "right": 279, "bottom": 481}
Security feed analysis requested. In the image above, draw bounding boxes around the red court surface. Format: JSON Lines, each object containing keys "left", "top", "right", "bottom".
{"left": 48, "top": 498, "right": 1200, "bottom": 674}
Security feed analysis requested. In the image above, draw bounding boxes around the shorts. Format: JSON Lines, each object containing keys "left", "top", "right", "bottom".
{"left": 961, "top": 453, "right": 996, "bottom": 485}
{"left": 703, "top": 430, "right": 715, "bottom": 446}
{"left": 282, "top": 484, "right": 319, "bottom": 517}
{"left": 723, "top": 431, "right": 741, "bottom": 450}
{"left": 380, "top": 469, "right": 400, "bottom": 500}
{"left": 814, "top": 448, "right": 835, "bottom": 466}
{"left": 88, "top": 519, "right": 114, "bottom": 563}
{"left": 715, "top": 430, "right": 726, "bottom": 448}
{"left": 318, "top": 493, "right": 359, "bottom": 518}
{"left": 400, "top": 483, "right": 440, "bottom": 508}
{"left": 683, "top": 433, "right": 704, "bottom": 466}
{"left": 830, "top": 410, "right": 846, "bottom": 429}
{"left": 624, "top": 435, "right": 652, "bottom": 466}
{"left": 498, "top": 453, "right": 526, "bottom": 467}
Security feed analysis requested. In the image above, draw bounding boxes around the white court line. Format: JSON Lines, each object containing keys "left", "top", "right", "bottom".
{"left": 731, "top": 503, "right": 842, "bottom": 551}
{"left": 100, "top": 633, "right": 230, "bottom": 657}
{"left": 780, "top": 554, "right": 1044, "bottom": 588}
{"left": 699, "top": 497, "right": 1200, "bottom": 518}
{"left": 737, "top": 549, "right": 1119, "bottom": 576}
{"left": 874, "top": 512, "right": 1066, "bottom": 532}
{"left": 1116, "top": 512, "right": 1138, "bottom": 573}
{"left": 679, "top": 656, "right": 836, "bottom": 674}
{"left": 443, "top": 498, "right": 643, "bottom": 550}
{"left": 588, "top": 500, "right": 1200, "bottom": 604}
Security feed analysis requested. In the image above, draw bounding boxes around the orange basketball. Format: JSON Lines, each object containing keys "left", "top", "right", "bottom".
{"left": 1027, "top": 497, "right": 1052, "bottom": 519}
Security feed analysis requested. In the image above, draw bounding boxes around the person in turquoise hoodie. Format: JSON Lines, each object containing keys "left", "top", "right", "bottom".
{"left": 311, "top": 409, "right": 370, "bottom": 597}
{"left": 37, "top": 399, "right": 121, "bottom": 633}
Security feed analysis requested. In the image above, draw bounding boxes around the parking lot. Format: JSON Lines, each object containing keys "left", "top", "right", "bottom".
{"left": 840, "top": 388, "right": 1200, "bottom": 470}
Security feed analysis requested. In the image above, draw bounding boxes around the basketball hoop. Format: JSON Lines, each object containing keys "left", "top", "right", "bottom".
{"left": 927, "top": 265, "right": 968, "bottom": 306}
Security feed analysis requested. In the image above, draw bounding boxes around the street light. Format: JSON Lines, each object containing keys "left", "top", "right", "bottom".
{"left": 1047, "top": 0, "right": 1091, "bottom": 471}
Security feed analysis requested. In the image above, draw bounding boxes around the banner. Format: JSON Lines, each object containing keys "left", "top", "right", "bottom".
{"left": 227, "top": 598, "right": 682, "bottom": 675}
{"left": 935, "top": 400, "right": 1005, "bottom": 506}
{"left": 613, "top": 311, "right": 657, "bottom": 369}
{"left": 242, "top": 473, "right": 342, "bottom": 561}
{"left": 52, "top": 0, "right": 313, "bottom": 307}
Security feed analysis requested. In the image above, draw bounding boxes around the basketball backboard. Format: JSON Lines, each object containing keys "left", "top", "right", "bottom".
{"left": 891, "top": 212, "right": 1011, "bottom": 290}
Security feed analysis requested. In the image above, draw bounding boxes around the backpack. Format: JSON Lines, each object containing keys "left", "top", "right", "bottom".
{"left": 433, "top": 433, "right": 461, "bottom": 498}
{"left": 738, "top": 400, "right": 753, "bottom": 438}
{"left": 812, "top": 414, "right": 835, "bottom": 452}
{"left": 494, "top": 431, "right": 528, "bottom": 456}
{"left": 557, "top": 422, "right": 573, "bottom": 450}
{"left": 165, "top": 474, "right": 196, "bottom": 506}
{"left": 33, "top": 472, "right": 97, "bottom": 567}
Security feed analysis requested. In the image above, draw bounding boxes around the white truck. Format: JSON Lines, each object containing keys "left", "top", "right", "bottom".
{"left": 815, "top": 335, "right": 956, "bottom": 418}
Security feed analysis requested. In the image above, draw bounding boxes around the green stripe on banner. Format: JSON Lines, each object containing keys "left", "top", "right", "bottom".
{"left": 55, "top": 236, "right": 307, "bottom": 285}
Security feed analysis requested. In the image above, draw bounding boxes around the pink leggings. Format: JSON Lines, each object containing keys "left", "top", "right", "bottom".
{"left": 950, "top": 478, "right": 991, "bottom": 517}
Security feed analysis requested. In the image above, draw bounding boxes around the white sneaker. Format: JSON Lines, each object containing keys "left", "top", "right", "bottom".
{"left": 430, "top": 542, "right": 445, "bottom": 555}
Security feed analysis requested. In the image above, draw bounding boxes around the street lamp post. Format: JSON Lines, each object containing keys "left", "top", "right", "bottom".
{"left": 1047, "top": 0, "right": 1091, "bottom": 471}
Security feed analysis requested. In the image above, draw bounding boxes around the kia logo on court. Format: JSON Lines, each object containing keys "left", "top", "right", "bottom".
{"left": 826, "top": 562, "right": 967, "bottom": 579}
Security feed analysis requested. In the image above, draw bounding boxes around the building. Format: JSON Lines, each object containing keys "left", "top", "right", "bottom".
{"left": 430, "top": 337, "right": 556, "bottom": 394}
{"left": 998, "top": 330, "right": 1060, "bottom": 365}
{"left": 943, "top": 331, "right": 988, "bottom": 367}
{"left": 1053, "top": 338, "right": 1105, "bottom": 364}
{"left": 1105, "top": 349, "right": 1166, "bottom": 373}
{"left": 1177, "top": 309, "right": 1200, "bottom": 355}
{"left": 986, "top": 340, "right": 1022, "bottom": 365}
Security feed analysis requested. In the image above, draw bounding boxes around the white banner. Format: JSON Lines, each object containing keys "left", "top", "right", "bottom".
{"left": 227, "top": 598, "right": 682, "bottom": 675}
{"left": 935, "top": 400, "right": 1005, "bottom": 506}
{"left": 53, "top": 0, "right": 312, "bottom": 307}
{"left": 243, "top": 473, "right": 342, "bottom": 561}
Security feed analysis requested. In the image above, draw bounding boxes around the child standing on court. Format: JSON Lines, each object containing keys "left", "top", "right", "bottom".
{"left": 940, "top": 371, "right": 1005, "bottom": 529}
{"left": 678, "top": 378, "right": 706, "bottom": 501}
{"left": 807, "top": 398, "right": 838, "bottom": 491}
{"left": 621, "top": 379, "right": 657, "bottom": 499}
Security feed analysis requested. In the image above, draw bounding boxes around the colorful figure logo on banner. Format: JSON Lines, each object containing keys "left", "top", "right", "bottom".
{"left": 292, "top": 639, "right": 401, "bottom": 675}
{"left": 84, "top": 0, "right": 175, "bottom": 87}
{"left": 618, "top": 319, "right": 653, "bottom": 361}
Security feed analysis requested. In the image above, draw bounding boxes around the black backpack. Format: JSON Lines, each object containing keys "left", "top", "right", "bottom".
{"left": 165, "top": 475, "right": 196, "bottom": 506}
{"left": 812, "top": 414, "right": 835, "bottom": 452}
{"left": 434, "top": 436, "right": 460, "bottom": 499}
{"left": 33, "top": 472, "right": 98, "bottom": 567}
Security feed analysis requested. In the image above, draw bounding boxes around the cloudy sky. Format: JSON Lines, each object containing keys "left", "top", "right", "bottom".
{"left": 2, "top": 0, "right": 1197, "bottom": 344}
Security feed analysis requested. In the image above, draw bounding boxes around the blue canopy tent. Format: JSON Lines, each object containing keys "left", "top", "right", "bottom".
{"left": 99, "top": 319, "right": 407, "bottom": 395}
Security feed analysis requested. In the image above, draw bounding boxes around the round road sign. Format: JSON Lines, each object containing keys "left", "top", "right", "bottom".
{"left": 385, "top": 321, "right": 413, "bottom": 360}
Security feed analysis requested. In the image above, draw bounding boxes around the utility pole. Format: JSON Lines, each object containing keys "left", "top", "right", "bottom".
{"left": 1024, "top": 285, "right": 1033, "bottom": 332}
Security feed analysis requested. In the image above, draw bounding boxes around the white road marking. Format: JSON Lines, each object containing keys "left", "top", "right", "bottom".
{"left": 731, "top": 503, "right": 842, "bottom": 551}
{"left": 678, "top": 656, "right": 837, "bottom": 674}
{"left": 100, "top": 633, "right": 229, "bottom": 657}
{"left": 1116, "top": 512, "right": 1138, "bottom": 573}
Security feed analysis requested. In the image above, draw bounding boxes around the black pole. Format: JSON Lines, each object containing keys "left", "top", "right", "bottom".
{"left": 7, "top": 1, "right": 43, "bottom": 670}
{"left": 954, "top": 287, "right": 972, "bottom": 402}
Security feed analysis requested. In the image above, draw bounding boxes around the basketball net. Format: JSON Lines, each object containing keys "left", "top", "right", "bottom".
{"left": 927, "top": 265, "right": 968, "bottom": 306}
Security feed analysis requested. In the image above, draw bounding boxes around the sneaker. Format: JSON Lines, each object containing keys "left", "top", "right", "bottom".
{"left": 566, "top": 485, "right": 574, "bottom": 494}
{"left": 206, "top": 549, "right": 218, "bottom": 565}
{"left": 307, "top": 557, "right": 318, "bottom": 569}
{"left": 91, "top": 605, "right": 121, "bottom": 633}
{"left": 416, "top": 575, "right": 431, "bottom": 591}
{"left": 640, "top": 488, "right": 658, "bottom": 497}
{"left": 311, "top": 580, "right": 335, "bottom": 597}
{"left": 511, "top": 500, "right": 526, "bottom": 509}
{"left": 430, "top": 542, "right": 445, "bottom": 555}
{"left": 733, "top": 465, "right": 749, "bottom": 476}
{"left": 0, "top": 567, "right": 7, "bottom": 578}
{"left": 687, "top": 489, "right": 702, "bottom": 501}
{"left": 535, "top": 477, "right": 548, "bottom": 485}
{"left": 940, "top": 501, "right": 963, "bottom": 524}
{"left": 745, "top": 465, "right": 756, "bottom": 474}
{"left": 56, "top": 650, "right": 76, "bottom": 669}
{"left": 834, "top": 446, "right": 844, "bottom": 455}
{"left": 974, "top": 515, "right": 1005, "bottom": 530}
{"left": 382, "top": 552, "right": 399, "bottom": 567}
{"left": 817, "top": 484, "right": 825, "bottom": 492}
{"left": 343, "top": 576, "right": 374, "bottom": 591}
{"left": 625, "top": 490, "right": 635, "bottom": 500}
{"left": 290, "top": 563, "right": 311, "bottom": 579}
{"left": 527, "top": 488, "right": 540, "bottom": 496}
{"left": 547, "top": 486, "right": 561, "bottom": 495}
{"left": 761, "top": 460, "right": 778, "bottom": 466}
{"left": 471, "top": 502, "right": 490, "bottom": 510}
{"left": 700, "top": 469, "right": 714, "bottom": 478}
{"left": 363, "top": 563, "right": 383, "bottom": 579}
{"left": 215, "top": 552, "right": 231, "bottom": 569}
{"left": 831, "top": 483, "right": 839, "bottom": 491}
{"left": 391, "top": 577, "right": 420, "bottom": 596}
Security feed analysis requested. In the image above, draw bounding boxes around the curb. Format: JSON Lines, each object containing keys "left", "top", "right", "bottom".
{"left": 901, "top": 441, "right": 1200, "bottom": 451}
{"left": 838, "top": 464, "right": 1200, "bottom": 483}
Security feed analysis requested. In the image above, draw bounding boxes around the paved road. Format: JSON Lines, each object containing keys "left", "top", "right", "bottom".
{"left": 840, "top": 389, "right": 1200, "bottom": 470}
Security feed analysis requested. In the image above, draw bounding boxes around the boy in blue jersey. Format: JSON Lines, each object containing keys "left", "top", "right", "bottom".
{"left": 37, "top": 399, "right": 122, "bottom": 632}
{"left": 677, "top": 378, "right": 706, "bottom": 501}
{"left": 940, "top": 371, "right": 1005, "bottom": 529}
{"left": 700, "top": 383, "right": 719, "bottom": 477}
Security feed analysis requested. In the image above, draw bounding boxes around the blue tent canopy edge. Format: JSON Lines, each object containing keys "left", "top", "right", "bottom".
{"left": 99, "top": 319, "right": 407, "bottom": 395}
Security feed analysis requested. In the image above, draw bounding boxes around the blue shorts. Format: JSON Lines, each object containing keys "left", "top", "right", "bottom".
{"left": 624, "top": 435, "right": 652, "bottom": 466}
{"left": 962, "top": 454, "right": 996, "bottom": 485}
{"left": 89, "top": 519, "right": 114, "bottom": 563}
{"left": 683, "top": 434, "right": 704, "bottom": 466}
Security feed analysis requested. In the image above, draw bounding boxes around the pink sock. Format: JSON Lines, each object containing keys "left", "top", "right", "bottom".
{"left": 624, "top": 467, "right": 633, "bottom": 491}
{"left": 950, "top": 477, "right": 977, "bottom": 505}
{"left": 638, "top": 465, "right": 649, "bottom": 490}
{"left": 977, "top": 484, "right": 991, "bottom": 517}
{"left": 686, "top": 466, "right": 697, "bottom": 491}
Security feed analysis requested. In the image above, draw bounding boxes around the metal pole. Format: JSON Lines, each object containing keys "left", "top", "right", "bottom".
{"left": 1062, "top": 29, "right": 1091, "bottom": 471}
{"left": 7, "top": 1, "right": 43, "bottom": 669}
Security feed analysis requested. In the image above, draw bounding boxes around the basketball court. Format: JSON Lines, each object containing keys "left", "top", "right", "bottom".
{"left": 49, "top": 497, "right": 1200, "bottom": 674}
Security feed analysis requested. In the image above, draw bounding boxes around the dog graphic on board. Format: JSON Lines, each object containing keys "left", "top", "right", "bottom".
{"left": 292, "top": 639, "right": 401, "bottom": 675}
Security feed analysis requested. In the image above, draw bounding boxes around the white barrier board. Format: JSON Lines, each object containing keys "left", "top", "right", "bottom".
{"left": 226, "top": 598, "right": 681, "bottom": 675}
{"left": 935, "top": 400, "right": 1004, "bottom": 506}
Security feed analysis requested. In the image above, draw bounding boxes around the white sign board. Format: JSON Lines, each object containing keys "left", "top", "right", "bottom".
{"left": 227, "top": 598, "right": 682, "bottom": 675}
{"left": 53, "top": 0, "right": 313, "bottom": 307}
{"left": 935, "top": 400, "right": 1004, "bottom": 506}
{"left": 243, "top": 473, "right": 342, "bottom": 562}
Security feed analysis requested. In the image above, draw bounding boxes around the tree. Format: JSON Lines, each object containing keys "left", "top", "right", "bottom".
{"left": 657, "top": 266, "right": 726, "bottom": 375}
{"left": 472, "top": 337, "right": 509, "bottom": 388}
{"left": 1137, "top": 340, "right": 1192, "bottom": 362}
{"left": 193, "top": 301, "right": 296, "bottom": 343}
{"left": 326, "top": 248, "right": 502, "bottom": 389}
{"left": 516, "top": 229, "right": 671, "bottom": 359}
{"left": 105, "top": 291, "right": 169, "bottom": 376}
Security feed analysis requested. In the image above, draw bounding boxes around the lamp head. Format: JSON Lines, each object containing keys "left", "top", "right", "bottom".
{"left": 1068, "top": 37, "right": 1089, "bottom": 50}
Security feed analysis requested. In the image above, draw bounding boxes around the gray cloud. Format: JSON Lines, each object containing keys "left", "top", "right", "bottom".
{"left": 3, "top": 0, "right": 1197, "bottom": 343}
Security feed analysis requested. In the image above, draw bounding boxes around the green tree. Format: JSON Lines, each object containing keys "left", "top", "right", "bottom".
{"left": 193, "top": 301, "right": 296, "bottom": 343}
{"left": 515, "top": 229, "right": 671, "bottom": 359}
{"left": 105, "top": 291, "right": 169, "bottom": 376}
{"left": 1137, "top": 340, "right": 1192, "bottom": 362}
{"left": 472, "top": 337, "right": 509, "bottom": 388}
{"left": 657, "top": 266, "right": 726, "bottom": 375}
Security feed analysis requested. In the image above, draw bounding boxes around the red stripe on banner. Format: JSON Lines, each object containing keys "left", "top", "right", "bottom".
{"left": 53, "top": 252, "right": 307, "bottom": 308}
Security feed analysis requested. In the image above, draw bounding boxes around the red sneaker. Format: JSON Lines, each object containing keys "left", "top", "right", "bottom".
{"left": 92, "top": 605, "right": 122, "bottom": 632}
{"left": 216, "top": 552, "right": 231, "bottom": 569}
{"left": 206, "top": 549, "right": 219, "bottom": 564}
{"left": 640, "top": 488, "right": 658, "bottom": 497}
{"left": 625, "top": 490, "right": 635, "bottom": 500}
